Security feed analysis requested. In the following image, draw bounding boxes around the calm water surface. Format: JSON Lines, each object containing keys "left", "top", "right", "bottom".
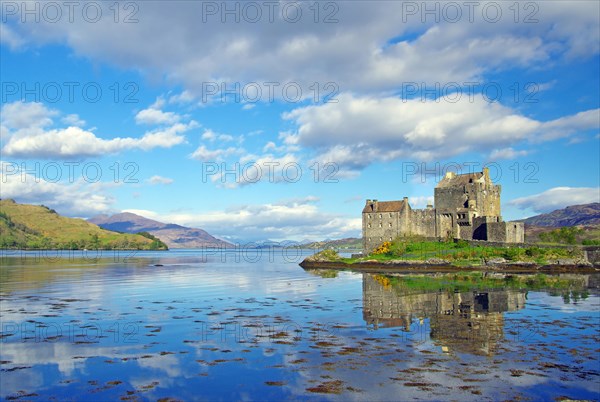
{"left": 1, "top": 249, "right": 599, "bottom": 401}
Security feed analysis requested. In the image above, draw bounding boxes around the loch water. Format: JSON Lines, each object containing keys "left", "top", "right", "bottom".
{"left": 1, "top": 249, "right": 599, "bottom": 401}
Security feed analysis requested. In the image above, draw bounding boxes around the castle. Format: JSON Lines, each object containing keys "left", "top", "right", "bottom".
{"left": 362, "top": 168, "right": 524, "bottom": 252}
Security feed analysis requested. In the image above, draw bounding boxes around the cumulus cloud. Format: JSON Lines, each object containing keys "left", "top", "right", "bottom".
{"left": 201, "top": 129, "right": 234, "bottom": 142}
{"left": 283, "top": 94, "right": 599, "bottom": 173}
{"left": 189, "top": 145, "right": 243, "bottom": 162}
{"left": 135, "top": 108, "right": 181, "bottom": 125}
{"left": 2, "top": 124, "right": 194, "bottom": 158}
{"left": 61, "top": 114, "right": 86, "bottom": 127}
{"left": 1, "top": 102, "right": 196, "bottom": 158}
{"left": 0, "top": 161, "right": 116, "bottom": 216}
{"left": 1, "top": 101, "right": 56, "bottom": 130}
{"left": 509, "top": 187, "right": 600, "bottom": 213}
{"left": 3, "top": 2, "right": 597, "bottom": 97}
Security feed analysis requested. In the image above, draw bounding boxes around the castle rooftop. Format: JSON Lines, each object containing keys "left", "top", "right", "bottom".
{"left": 435, "top": 170, "right": 488, "bottom": 188}
{"left": 362, "top": 199, "right": 408, "bottom": 213}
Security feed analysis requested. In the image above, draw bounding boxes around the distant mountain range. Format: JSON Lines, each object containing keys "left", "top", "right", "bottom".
{"left": 302, "top": 237, "right": 362, "bottom": 249}
{"left": 518, "top": 203, "right": 600, "bottom": 227}
{"left": 88, "top": 212, "right": 233, "bottom": 249}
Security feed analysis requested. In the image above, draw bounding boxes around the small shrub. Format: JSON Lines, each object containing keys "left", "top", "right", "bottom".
{"left": 372, "top": 241, "right": 392, "bottom": 255}
{"left": 525, "top": 246, "right": 542, "bottom": 257}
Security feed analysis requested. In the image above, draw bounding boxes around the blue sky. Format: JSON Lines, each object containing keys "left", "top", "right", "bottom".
{"left": 1, "top": 1, "right": 599, "bottom": 242}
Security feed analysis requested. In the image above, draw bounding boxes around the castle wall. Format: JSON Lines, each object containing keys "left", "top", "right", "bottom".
{"left": 476, "top": 183, "right": 501, "bottom": 217}
{"left": 472, "top": 217, "right": 525, "bottom": 243}
{"left": 504, "top": 222, "right": 524, "bottom": 243}
{"left": 457, "top": 222, "right": 474, "bottom": 240}
{"left": 363, "top": 211, "right": 401, "bottom": 252}
{"left": 434, "top": 186, "right": 468, "bottom": 212}
{"left": 436, "top": 213, "right": 455, "bottom": 240}
{"left": 409, "top": 208, "right": 436, "bottom": 237}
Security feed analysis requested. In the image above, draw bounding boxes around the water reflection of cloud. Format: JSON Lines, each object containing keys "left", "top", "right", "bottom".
{"left": 1, "top": 342, "right": 139, "bottom": 376}
{"left": 0, "top": 366, "right": 44, "bottom": 397}
{"left": 136, "top": 353, "right": 182, "bottom": 377}
{"left": 531, "top": 292, "right": 600, "bottom": 313}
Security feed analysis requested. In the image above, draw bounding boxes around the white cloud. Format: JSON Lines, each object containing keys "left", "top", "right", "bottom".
{"left": 509, "top": 187, "right": 600, "bottom": 213}
{"left": 189, "top": 145, "right": 243, "bottom": 162}
{"left": 489, "top": 148, "right": 529, "bottom": 160}
{"left": 2, "top": 124, "right": 193, "bottom": 158}
{"left": 218, "top": 134, "right": 234, "bottom": 142}
{"left": 61, "top": 113, "right": 86, "bottom": 127}
{"left": 168, "top": 90, "right": 195, "bottom": 104}
{"left": 234, "top": 153, "right": 300, "bottom": 187}
{"left": 135, "top": 106, "right": 181, "bottom": 125}
{"left": 1, "top": 102, "right": 196, "bottom": 158}
{"left": 537, "top": 109, "right": 600, "bottom": 141}
{"left": 4, "top": 2, "right": 597, "bottom": 98}
{"left": 201, "top": 129, "right": 216, "bottom": 141}
{"left": 0, "top": 161, "right": 116, "bottom": 216}
{"left": 0, "top": 23, "right": 25, "bottom": 49}
{"left": 263, "top": 141, "right": 277, "bottom": 152}
{"left": 1, "top": 101, "right": 56, "bottom": 130}
{"left": 283, "top": 94, "right": 599, "bottom": 171}
{"left": 146, "top": 175, "right": 174, "bottom": 185}
{"left": 408, "top": 196, "right": 434, "bottom": 208}
{"left": 201, "top": 129, "right": 234, "bottom": 143}
{"left": 135, "top": 197, "right": 360, "bottom": 241}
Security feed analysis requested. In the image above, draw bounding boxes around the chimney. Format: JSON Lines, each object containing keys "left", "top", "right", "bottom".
{"left": 483, "top": 167, "right": 490, "bottom": 181}
{"left": 366, "top": 199, "right": 372, "bottom": 205}
{"left": 445, "top": 171, "right": 455, "bottom": 179}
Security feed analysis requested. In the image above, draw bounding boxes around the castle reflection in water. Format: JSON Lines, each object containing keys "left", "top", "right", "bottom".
{"left": 362, "top": 274, "right": 527, "bottom": 356}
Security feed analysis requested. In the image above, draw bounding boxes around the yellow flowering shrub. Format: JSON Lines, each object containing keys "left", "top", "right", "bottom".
{"left": 372, "top": 241, "right": 392, "bottom": 255}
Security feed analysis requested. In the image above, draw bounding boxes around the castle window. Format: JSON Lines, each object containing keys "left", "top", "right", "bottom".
{"left": 367, "top": 223, "right": 371, "bottom": 228}
{"left": 378, "top": 223, "right": 382, "bottom": 228}
{"left": 389, "top": 213, "right": 392, "bottom": 218}
{"left": 389, "top": 222, "right": 392, "bottom": 227}
{"left": 379, "top": 214, "right": 382, "bottom": 219}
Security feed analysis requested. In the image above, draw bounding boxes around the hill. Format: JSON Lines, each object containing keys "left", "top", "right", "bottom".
{"left": 88, "top": 212, "right": 233, "bottom": 249}
{"left": 302, "top": 237, "right": 362, "bottom": 249}
{"left": 0, "top": 199, "right": 167, "bottom": 250}
{"left": 517, "top": 203, "right": 600, "bottom": 245}
{"left": 518, "top": 203, "right": 600, "bottom": 226}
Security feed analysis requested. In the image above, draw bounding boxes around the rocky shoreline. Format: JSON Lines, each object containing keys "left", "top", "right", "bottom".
{"left": 299, "top": 255, "right": 599, "bottom": 274}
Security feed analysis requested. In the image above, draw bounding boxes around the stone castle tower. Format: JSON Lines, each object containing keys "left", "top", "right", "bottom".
{"left": 362, "top": 168, "right": 524, "bottom": 252}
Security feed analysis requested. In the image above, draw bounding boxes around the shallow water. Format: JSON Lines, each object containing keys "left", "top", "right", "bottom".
{"left": 1, "top": 249, "right": 599, "bottom": 401}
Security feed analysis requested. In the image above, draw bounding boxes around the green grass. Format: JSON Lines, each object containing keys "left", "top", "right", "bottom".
{"left": 0, "top": 199, "right": 168, "bottom": 250}
{"left": 315, "top": 237, "right": 584, "bottom": 266}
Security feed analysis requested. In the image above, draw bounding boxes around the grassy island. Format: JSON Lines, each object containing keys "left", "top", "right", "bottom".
{"left": 300, "top": 236, "right": 596, "bottom": 273}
